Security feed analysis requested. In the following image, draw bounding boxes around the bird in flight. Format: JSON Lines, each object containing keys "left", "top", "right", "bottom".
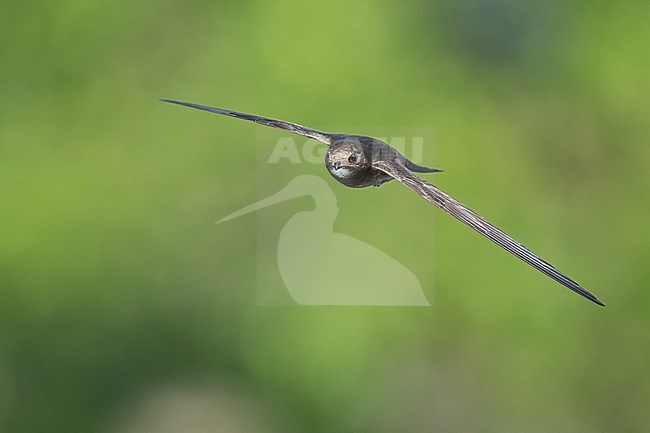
{"left": 162, "top": 99, "right": 604, "bottom": 307}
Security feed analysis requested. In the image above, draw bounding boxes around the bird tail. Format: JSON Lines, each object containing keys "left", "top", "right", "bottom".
{"left": 406, "top": 161, "right": 443, "bottom": 173}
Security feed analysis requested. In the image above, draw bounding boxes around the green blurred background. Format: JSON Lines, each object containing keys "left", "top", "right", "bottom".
{"left": 1, "top": 0, "right": 649, "bottom": 432}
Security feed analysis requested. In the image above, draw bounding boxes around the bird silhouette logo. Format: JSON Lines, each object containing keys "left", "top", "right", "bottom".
{"left": 217, "top": 174, "right": 430, "bottom": 305}
{"left": 162, "top": 99, "right": 604, "bottom": 307}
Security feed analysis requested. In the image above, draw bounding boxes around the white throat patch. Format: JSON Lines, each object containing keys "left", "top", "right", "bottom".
{"left": 331, "top": 166, "right": 354, "bottom": 178}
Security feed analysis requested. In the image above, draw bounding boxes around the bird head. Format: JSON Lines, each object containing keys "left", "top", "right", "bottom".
{"left": 325, "top": 136, "right": 369, "bottom": 179}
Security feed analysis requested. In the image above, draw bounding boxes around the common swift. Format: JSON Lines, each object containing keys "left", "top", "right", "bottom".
{"left": 161, "top": 99, "right": 604, "bottom": 307}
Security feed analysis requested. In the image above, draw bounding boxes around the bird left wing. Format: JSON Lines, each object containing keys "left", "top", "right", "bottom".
{"left": 161, "top": 99, "right": 333, "bottom": 144}
{"left": 372, "top": 160, "right": 604, "bottom": 306}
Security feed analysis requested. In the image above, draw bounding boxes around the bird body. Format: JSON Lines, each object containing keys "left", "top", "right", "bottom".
{"left": 326, "top": 134, "right": 441, "bottom": 188}
{"left": 162, "top": 99, "right": 604, "bottom": 307}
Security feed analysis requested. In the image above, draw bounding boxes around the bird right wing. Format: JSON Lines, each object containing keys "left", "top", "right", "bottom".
{"left": 373, "top": 160, "right": 604, "bottom": 306}
{"left": 161, "top": 99, "right": 333, "bottom": 144}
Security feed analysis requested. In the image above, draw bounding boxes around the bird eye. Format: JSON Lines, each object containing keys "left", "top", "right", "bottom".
{"left": 348, "top": 152, "right": 359, "bottom": 164}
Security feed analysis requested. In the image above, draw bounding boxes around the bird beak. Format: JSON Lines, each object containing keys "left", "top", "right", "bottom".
{"left": 333, "top": 162, "right": 341, "bottom": 170}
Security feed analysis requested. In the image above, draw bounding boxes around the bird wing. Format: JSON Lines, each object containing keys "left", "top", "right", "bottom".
{"left": 161, "top": 99, "right": 333, "bottom": 144}
{"left": 373, "top": 160, "right": 604, "bottom": 306}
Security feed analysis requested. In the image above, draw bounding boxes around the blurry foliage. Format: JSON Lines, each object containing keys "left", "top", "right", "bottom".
{"left": 1, "top": 0, "right": 649, "bottom": 432}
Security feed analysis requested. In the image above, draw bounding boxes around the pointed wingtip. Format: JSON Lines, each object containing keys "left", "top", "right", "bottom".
{"left": 580, "top": 291, "right": 605, "bottom": 307}
{"left": 160, "top": 98, "right": 183, "bottom": 106}
{"left": 594, "top": 298, "right": 606, "bottom": 308}
{"left": 161, "top": 99, "right": 200, "bottom": 109}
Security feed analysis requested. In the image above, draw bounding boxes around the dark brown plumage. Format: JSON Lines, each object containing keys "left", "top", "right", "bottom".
{"left": 162, "top": 99, "right": 604, "bottom": 307}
